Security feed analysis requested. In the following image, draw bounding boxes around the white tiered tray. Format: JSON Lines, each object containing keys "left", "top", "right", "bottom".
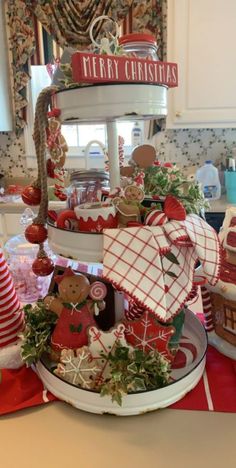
{"left": 55, "top": 83, "right": 167, "bottom": 123}
{"left": 36, "top": 310, "right": 207, "bottom": 416}
{"left": 47, "top": 221, "right": 103, "bottom": 262}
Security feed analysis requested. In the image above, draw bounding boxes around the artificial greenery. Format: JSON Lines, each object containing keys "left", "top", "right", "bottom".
{"left": 144, "top": 165, "right": 209, "bottom": 214}
{"left": 20, "top": 302, "right": 58, "bottom": 366}
{"left": 100, "top": 345, "right": 171, "bottom": 406}
{"left": 58, "top": 63, "right": 83, "bottom": 89}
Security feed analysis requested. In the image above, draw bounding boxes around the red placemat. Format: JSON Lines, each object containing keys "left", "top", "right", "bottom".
{"left": 0, "top": 345, "right": 235, "bottom": 416}
{"left": 170, "top": 345, "right": 236, "bottom": 412}
{"left": 0, "top": 366, "right": 56, "bottom": 416}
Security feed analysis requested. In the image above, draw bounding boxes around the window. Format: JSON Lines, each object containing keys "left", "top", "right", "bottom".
{"left": 25, "top": 65, "right": 145, "bottom": 170}
{"left": 224, "top": 305, "right": 236, "bottom": 335}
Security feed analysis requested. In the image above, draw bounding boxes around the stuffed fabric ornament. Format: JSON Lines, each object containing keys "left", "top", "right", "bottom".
{"left": 46, "top": 108, "right": 68, "bottom": 201}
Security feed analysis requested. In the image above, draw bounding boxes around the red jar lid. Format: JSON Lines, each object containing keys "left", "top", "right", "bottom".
{"left": 119, "top": 33, "right": 157, "bottom": 46}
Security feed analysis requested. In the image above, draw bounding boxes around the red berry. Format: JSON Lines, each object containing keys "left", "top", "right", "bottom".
{"left": 25, "top": 224, "right": 48, "bottom": 244}
{"left": 32, "top": 256, "right": 54, "bottom": 276}
{"left": 21, "top": 185, "right": 41, "bottom": 206}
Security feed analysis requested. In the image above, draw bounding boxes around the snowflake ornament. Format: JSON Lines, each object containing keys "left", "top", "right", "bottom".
{"left": 88, "top": 323, "right": 130, "bottom": 384}
{"left": 54, "top": 346, "right": 101, "bottom": 389}
{"left": 124, "top": 311, "right": 175, "bottom": 361}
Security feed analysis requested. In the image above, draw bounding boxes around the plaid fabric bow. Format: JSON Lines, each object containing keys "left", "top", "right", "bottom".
{"left": 102, "top": 215, "right": 220, "bottom": 322}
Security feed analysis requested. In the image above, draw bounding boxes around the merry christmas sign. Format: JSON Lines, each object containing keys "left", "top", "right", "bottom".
{"left": 72, "top": 52, "right": 178, "bottom": 87}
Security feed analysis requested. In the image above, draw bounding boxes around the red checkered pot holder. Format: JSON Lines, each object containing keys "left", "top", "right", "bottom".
{"left": 103, "top": 215, "right": 220, "bottom": 322}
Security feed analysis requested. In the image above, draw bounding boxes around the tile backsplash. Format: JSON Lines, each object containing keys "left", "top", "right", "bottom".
{"left": 0, "top": 132, "right": 36, "bottom": 179}
{"left": 151, "top": 127, "right": 236, "bottom": 170}
{"left": 1, "top": 127, "right": 236, "bottom": 180}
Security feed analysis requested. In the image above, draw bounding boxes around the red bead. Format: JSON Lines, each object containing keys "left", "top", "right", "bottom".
{"left": 21, "top": 185, "right": 41, "bottom": 206}
{"left": 25, "top": 224, "right": 48, "bottom": 244}
{"left": 32, "top": 256, "right": 54, "bottom": 277}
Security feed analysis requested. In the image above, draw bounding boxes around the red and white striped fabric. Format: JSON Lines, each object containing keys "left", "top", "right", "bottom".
{"left": 0, "top": 248, "right": 24, "bottom": 348}
{"left": 103, "top": 215, "right": 220, "bottom": 322}
{"left": 200, "top": 285, "right": 215, "bottom": 332}
{"left": 145, "top": 210, "right": 168, "bottom": 226}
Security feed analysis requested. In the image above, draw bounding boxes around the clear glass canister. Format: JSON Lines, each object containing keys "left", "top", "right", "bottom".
{"left": 118, "top": 33, "right": 159, "bottom": 61}
{"left": 67, "top": 169, "right": 110, "bottom": 209}
{"left": 4, "top": 236, "right": 55, "bottom": 303}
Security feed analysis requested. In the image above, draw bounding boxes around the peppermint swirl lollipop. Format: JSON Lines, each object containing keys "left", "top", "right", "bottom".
{"left": 90, "top": 281, "right": 107, "bottom": 301}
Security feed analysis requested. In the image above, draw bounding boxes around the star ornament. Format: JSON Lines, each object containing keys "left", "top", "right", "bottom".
{"left": 124, "top": 311, "right": 175, "bottom": 362}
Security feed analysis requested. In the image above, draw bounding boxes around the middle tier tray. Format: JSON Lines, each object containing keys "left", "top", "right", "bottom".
{"left": 55, "top": 83, "right": 168, "bottom": 123}
{"left": 48, "top": 220, "right": 103, "bottom": 262}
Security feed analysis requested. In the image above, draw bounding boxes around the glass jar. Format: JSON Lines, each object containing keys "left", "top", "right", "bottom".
{"left": 118, "top": 33, "right": 159, "bottom": 61}
{"left": 67, "top": 169, "right": 110, "bottom": 209}
{"left": 4, "top": 236, "right": 56, "bottom": 303}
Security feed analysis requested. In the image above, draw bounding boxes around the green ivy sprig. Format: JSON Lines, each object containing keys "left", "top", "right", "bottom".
{"left": 144, "top": 165, "right": 209, "bottom": 214}
{"left": 100, "top": 345, "right": 171, "bottom": 406}
{"left": 20, "top": 302, "right": 58, "bottom": 366}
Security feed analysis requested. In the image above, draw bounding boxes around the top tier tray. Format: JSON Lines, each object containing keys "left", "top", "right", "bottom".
{"left": 55, "top": 83, "right": 167, "bottom": 123}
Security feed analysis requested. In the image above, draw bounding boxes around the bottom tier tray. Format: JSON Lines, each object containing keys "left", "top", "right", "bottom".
{"left": 36, "top": 310, "right": 207, "bottom": 416}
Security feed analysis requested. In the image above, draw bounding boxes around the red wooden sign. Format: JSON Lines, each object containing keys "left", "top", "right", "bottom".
{"left": 72, "top": 52, "right": 178, "bottom": 87}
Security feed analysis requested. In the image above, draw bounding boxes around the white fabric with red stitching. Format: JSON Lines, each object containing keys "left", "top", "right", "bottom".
{"left": 102, "top": 215, "right": 220, "bottom": 322}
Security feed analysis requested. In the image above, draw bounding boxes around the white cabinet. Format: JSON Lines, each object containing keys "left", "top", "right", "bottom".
{"left": 0, "top": 0, "right": 13, "bottom": 131}
{"left": 167, "top": 0, "right": 236, "bottom": 128}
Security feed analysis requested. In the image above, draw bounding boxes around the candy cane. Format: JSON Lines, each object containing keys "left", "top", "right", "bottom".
{"left": 201, "top": 285, "right": 214, "bottom": 332}
{"left": 54, "top": 167, "right": 67, "bottom": 201}
{"left": 124, "top": 298, "right": 144, "bottom": 321}
{"left": 118, "top": 135, "right": 125, "bottom": 167}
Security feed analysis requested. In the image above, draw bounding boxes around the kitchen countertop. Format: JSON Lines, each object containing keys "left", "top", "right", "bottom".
{"left": 207, "top": 195, "right": 236, "bottom": 212}
{"left": 0, "top": 196, "right": 234, "bottom": 213}
{"left": 0, "top": 199, "right": 66, "bottom": 213}
{"left": 1, "top": 402, "right": 235, "bottom": 468}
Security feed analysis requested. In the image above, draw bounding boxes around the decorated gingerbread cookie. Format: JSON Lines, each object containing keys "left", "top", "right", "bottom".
{"left": 54, "top": 346, "right": 101, "bottom": 389}
{"left": 88, "top": 323, "right": 129, "bottom": 384}
{"left": 124, "top": 311, "right": 175, "bottom": 361}
{"left": 44, "top": 267, "right": 107, "bottom": 356}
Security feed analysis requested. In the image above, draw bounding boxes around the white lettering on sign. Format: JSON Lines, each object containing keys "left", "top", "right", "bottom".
{"left": 92, "top": 56, "right": 98, "bottom": 78}
{"left": 99, "top": 57, "right": 106, "bottom": 78}
{"left": 171, "top": 65, "right": 178, "bottom": 84}
{"left": 107, "top": 58, "right": 114, "bottom": 79}
{"left": 125, "top": 60, "right": 130, "bottom": 80}
{"left": 113, "top": 59, "right": 119, "bottom": 79}
{"left": 72, "top": 52, "right": 178, "bottom": 87}
{"left": 82, "top": 56, "right": 91, "bottom": 78}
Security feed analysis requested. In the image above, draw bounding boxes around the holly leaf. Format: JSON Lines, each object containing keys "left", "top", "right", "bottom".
{"left": 165, "top": 271, "right": 178, "bottom": 279}
{"left": 163, "top": 251, "right": 180, "bottom": 265}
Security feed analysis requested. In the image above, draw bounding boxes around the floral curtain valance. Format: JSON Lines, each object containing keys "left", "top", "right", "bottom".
{"left": 6, "top": 0, "right": 35, "bottom": 134}
{"left": 26, "top": 0, "right": 133, "bottom": 49}
{"left": 6, "top": 0, "right": 165, "bottom": 134}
